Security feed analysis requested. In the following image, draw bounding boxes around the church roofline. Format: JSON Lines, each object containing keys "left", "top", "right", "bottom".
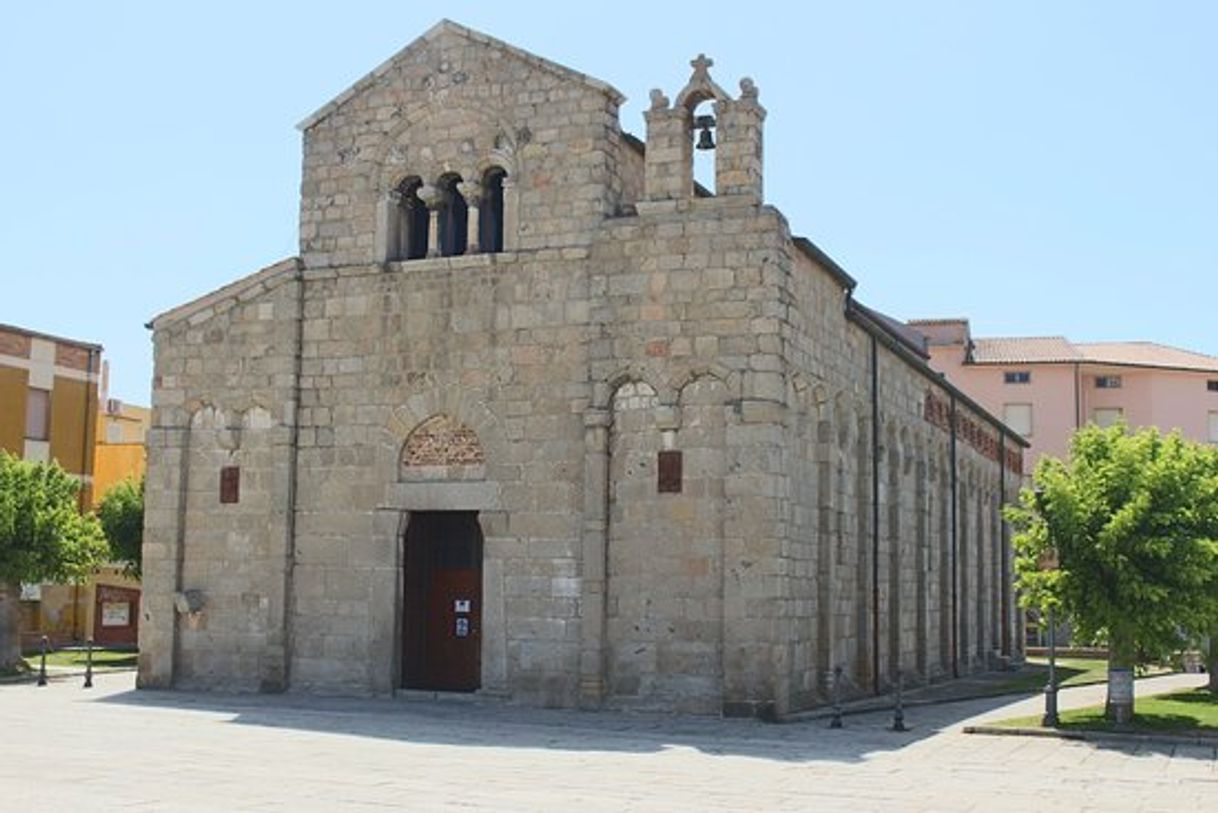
{"left": 792, "top": 236, "right": 857, "bottom": 292}
{"left": 297, "top": 19, "right": 627, "bottom": 132}
{"left": 146, "top": 257, "right": 301, "bottom": 331}
{"left": 846, "top": 298, "right": 1030, "bottom": 449}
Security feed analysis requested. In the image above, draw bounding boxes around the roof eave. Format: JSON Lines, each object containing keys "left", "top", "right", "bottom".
{"left": 792, "top": 236, "right": 857, "bottom": 292}
{"left": 847, "top": 303, "right": 1031, "bottom": 448}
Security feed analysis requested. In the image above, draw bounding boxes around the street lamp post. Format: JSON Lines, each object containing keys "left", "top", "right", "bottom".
{"left": 1034, "top": 486, "right": 1060, "bottom": 728}
{"left": 1043, "top": 603, "right": 1059, "bottom": 727}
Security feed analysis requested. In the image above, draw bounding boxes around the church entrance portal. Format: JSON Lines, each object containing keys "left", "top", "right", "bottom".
{"left": 401, "top": 511, "right": 483, "bottom": 692}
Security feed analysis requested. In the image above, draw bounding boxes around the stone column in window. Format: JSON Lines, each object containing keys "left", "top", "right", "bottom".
{"left": 377, "top": 188, "right": 401, "bottom": 262}
{"left": 457, "top": 180, "right": 482, "bottom": 254}
{"left": 501, "top": 175, "right": 518, "bottom": 251}
{"left": 418, "top": 184, "right": 442, "bottom": 258}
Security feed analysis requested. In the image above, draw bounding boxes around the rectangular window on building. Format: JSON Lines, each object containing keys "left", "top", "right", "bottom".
{"left": 1209, "top": 412, "right": 1218, "bottom": 443}
{"left": 1003, "top": 371, "right": 1031, "bottom": 384}
{"left": 1003, "top": 403, "right": 1033, "bottom": 437}
{"left": 1208, "top": 380, "right": 1218, "bottom": 392}
{"left": 1095, "top": 376, "right": 1123, "bottom": 389}
{"left": 1093, "top": 407, "right": 1124, "bottom": 428}
{"left": 25, "top": 389, "right": 50, "bottom": 441}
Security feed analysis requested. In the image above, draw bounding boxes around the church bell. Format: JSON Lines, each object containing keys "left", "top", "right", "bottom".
{"left": 694, "top": 114, "right": 716, "bottom": 150}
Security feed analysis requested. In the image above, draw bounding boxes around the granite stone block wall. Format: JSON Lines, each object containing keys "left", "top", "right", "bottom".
{"left": 141, "top": 21, "right": 1024, "bottom": 715}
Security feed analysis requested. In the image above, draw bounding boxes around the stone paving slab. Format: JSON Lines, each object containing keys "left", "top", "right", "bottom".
{"left": 0, "top": 672, "right": 1214, "bottom": 811}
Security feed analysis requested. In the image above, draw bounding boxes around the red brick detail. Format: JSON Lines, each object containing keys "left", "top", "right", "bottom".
{"left": 645, "top": 340, "right": 669, "bottom": 357}
{"left": 55, "top": 343, "right": 93, "bottom": 371}
{"left": 925, "top": 390, "right": 1020, "bottom": 473}
{"left": 0, "top": 329, "right": 31, "bottom": 359}
{"left": 402, "top": 415, "right": 485, "bottom": 467}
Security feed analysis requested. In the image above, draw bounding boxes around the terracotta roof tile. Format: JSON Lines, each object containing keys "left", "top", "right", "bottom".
{"left": 970, "top": 337, "right": 1081, "bottom": 364}
{"left": 1073, "top": 342, "right": 1218, "bottom": 373}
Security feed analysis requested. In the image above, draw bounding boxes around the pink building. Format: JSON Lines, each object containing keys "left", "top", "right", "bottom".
{"left": 910, "top": 319, "right": 1218, "bottom": 469}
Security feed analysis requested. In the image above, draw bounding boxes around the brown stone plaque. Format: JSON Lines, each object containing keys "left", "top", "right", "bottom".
{"left": 657, "top": 450, "right": 682, "bottom": 493}
{"left": 220, "top": 466, "right": 240, "bottom": 504}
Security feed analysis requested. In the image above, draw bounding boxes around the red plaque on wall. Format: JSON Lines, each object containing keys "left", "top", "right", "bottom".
{"left": 220, "top": 466, "right": 240, "bottom": 504}
{"left": 657, "top": 450, "right": 683, "bottom": 494}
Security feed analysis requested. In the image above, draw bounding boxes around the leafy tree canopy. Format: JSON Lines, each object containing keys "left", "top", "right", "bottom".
{"left": 0, "top": 452, "right": 110, "bottom": 586}
{"left": 1006, "top": 424, "right": 1218, "bottom": 663}
{"left": 97, "top": 476, "right": 143, "bottom": 579}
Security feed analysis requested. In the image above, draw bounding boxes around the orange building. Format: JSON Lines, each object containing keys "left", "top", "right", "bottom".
{"left": 93, "top": 361, "right": 152, "bottom": 506}
{"left": 0, "top": 323, "right": 101, "bottom": 505}
{"left": 1, "top": 325, "right": 145, "bottom": 649}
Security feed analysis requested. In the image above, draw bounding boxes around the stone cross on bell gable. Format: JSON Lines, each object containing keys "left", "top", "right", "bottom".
{"left": 690, "top": 54, "right": 713, "bottom": 79}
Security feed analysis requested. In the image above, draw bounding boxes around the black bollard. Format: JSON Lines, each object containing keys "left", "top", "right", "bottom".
{"left": 36, "top": 635, "right": 48, "bottom": 686}
{"left": 83, "top": 638, "right": 93, "bottom": 689}
{"left": 890, "top": 672, "right": 908, "bottom": 732}
{"left": 829, "top": 665, "right": 844, "bottom": 729}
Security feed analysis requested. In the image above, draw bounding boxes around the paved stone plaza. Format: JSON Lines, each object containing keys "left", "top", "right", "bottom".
{"left": 1, "top": 672, "right": 1213, "bottom": 811}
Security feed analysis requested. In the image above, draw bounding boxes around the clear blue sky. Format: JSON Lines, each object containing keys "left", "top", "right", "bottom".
{"left": 2, "top": 2, "right": 1214, "bottom": 404}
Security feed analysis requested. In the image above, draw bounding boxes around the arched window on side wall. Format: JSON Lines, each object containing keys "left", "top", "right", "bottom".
{"left": 437, "top": 174, "right": 467, "bottom": 257}
{"left": 391, "top": 177, "right": 429, "bottom": 261}
{"left": 479, "top": 168, "right": 507, "bottom": 254}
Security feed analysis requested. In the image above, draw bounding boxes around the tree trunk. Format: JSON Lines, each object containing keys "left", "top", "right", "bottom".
{"left": 1207, "top": 622, "right": 1218, "bottom": 695}
{"left": 0, "top": 581, "right": 24, "bottom": 672}
{"left": 1106, "top": 631, "right": 1136, "bottom": 724}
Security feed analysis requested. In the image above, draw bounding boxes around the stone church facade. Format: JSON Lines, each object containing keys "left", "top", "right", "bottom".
{"left": 140, "top": 20, "right": 1026, "bottom": 716}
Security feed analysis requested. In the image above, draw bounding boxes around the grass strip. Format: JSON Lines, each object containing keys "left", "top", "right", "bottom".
{"left": 23, "top": 649, "right": 137, "bottom": 670}
{"left": 995, "top": 657, "right": 1171, "bottom": 695}
{"left": 991, "top": 688, "right": 1218, "bottom": 736}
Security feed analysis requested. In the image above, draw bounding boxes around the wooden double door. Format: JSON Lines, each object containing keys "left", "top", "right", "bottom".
{"left": 401, "top": 512, "right": 483, "bottom": 692}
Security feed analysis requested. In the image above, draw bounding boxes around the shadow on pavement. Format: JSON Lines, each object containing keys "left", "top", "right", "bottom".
{"left": 96, "top": 683, "right": 1011, "bottom": 764}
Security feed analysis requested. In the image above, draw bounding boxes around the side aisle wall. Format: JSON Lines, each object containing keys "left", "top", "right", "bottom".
{"left": 140, "top": 264, "right": 302, "bottom": 692}
{"left": 778, "top": 242, "right": 1023, "bottom": 712}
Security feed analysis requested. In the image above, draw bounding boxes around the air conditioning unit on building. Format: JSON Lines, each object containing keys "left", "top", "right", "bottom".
{"left": 106, "top": 398, "right": 123, "bottom": 415}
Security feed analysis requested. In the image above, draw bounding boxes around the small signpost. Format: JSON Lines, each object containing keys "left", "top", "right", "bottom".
{"left": 36, "top": 636, "right": 48, "bottom": 687}
{"left": 83, "top": 638, "right": 94, "bottom": 689}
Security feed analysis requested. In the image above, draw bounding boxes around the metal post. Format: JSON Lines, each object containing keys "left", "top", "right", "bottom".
{"left": 1043, "top": 605, "right": 1059, "bottom": 726}
{"left": 891, "top": 672, "right": 908, "bottom": 732}
{"left": 36, "top": 635, "right": 48, "bottom": 686}
{"left": 829, "top": 665, "right": 844, "bottom": 729}
{"left": 84, "top": 638, "right": 94, "bottom": 689}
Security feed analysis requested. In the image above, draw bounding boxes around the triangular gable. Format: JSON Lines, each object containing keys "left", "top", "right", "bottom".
{"left": 147, "top": 257, "right": 300, "bottom": 331}
{"left": 297, "top": 19, "right": 626, "bottom": 132}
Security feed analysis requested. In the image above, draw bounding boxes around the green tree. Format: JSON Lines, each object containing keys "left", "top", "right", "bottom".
{"left": 97, "top": 476, "right": 143, "bottom": 579}
{"left": 1007, "top": 424, "right": 1218, "bottom": 723}
{"left": 0, "top": 452, "right": 110, "bottom": 671}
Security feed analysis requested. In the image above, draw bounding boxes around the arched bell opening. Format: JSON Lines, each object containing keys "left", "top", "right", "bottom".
{"left": 691, "top": 99, "right": 717, "bottom": 196}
